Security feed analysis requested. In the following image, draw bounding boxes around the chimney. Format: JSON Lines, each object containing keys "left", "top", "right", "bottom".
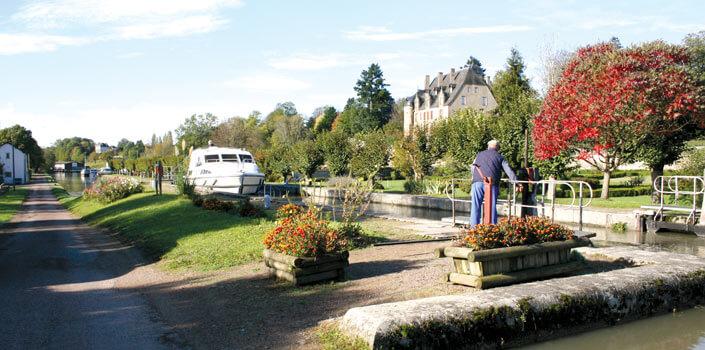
{"left": 437, "top": 72, "right": 443, "bottom": 88}
{"left": 485, "top": 76, "right": 492, "bottom": 86}
{"left": 424, "top": 75, "right": 430, "bottom": 90}
{"left": 450, "top": 68, "right": 455, "bottom": 77}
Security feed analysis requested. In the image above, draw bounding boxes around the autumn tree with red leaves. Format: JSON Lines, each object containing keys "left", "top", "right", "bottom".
{"left": 533, "top": 41, "right": 705, "bottom": 199}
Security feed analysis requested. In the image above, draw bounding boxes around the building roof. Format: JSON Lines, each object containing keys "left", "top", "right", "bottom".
{"left": 409, "top": 68, "right": 490, "bottom": 109}
{"left": 0, "top": 143, "right": 26, "bottom": 155}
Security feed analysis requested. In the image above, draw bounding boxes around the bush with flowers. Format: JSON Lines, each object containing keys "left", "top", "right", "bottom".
{"left": 83, "top": 176, "right": 143, "bottom": 203}
{"left": 263, "top": 205, "right": 348, "bottom": 257}
{"left": 463, "top": 216, "right": 574, "bottom": 251}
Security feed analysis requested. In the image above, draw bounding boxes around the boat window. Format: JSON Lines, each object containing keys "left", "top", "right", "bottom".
{"left": 239, "top": 154, "right": 254, "bottom": 163}
{"left": 204, "top": 155, "right": 220, "bottom": 163}
{"left": 221, "top": 154, "right": 239, "bottom": 162}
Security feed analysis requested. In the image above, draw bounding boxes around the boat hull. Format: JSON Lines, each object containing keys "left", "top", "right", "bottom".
{"left": 188, "top": 173, "right": 264, "bottom": 195}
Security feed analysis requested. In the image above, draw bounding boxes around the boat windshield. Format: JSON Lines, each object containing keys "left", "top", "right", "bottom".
{"left": 204, "top": 155, "right": 220, "bottom": 163}
{"left": 239, "top": 154, "right": 254, "bottom": 163}
{"left": 221, "top": 154, "right": 239, "bottom": 162}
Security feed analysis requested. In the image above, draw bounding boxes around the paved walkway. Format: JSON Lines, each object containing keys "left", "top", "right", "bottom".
{"left": 0, "top": 180, "right": 184, "bottom": 349}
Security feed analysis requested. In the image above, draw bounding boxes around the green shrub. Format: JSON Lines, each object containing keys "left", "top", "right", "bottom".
{"left": 403, "top": 179, "right": 424, "bottom": 194}
{"left": 611, "top": 222, "right": 627, "bottom": 233}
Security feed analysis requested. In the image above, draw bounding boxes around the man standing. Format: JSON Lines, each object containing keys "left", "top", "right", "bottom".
{"left": 154, "top": 161, "right": 164, "bottom": 195}
{"left": 469, "top": 140, "right": 517, "bottom": 227}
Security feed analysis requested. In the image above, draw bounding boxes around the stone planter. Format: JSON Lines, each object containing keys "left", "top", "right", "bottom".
{"left": 263, "top": 249, "right": 349, "bottom": 286}
{"left": 436, "top": 238, "right": 591, "bottom": 289}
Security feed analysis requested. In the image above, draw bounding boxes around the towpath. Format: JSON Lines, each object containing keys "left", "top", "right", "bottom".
{"left": 0, "top": 179, "right": 186, "bottom": 349}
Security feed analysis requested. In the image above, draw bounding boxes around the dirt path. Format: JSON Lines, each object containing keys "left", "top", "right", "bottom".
{"left": 0, "top": 180, "right": 186, "bottom": 349}
{"left": 2, "top": 179, "right": 471, "bottom": 349}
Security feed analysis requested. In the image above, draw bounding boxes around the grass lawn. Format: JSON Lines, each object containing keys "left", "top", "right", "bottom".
{"left": 555, "top": 195, "right": 653, "bottom": 209}
{"left": 0, "top": 188, "right": 28, "bottom": 225}
{"left": 53, "top": 186, "right": 276, "bottom": 271}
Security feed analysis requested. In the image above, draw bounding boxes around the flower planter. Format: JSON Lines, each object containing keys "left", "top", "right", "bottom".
{"left": 263, "top": 249, "right": 349, "bottom": 286}
{"left": 436, "top": 238, "right": 590, "bottom": 289}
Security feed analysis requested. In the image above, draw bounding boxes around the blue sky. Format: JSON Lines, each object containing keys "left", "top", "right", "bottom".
{"left": 0, "top": 0, "right": 703, "bottom": 147}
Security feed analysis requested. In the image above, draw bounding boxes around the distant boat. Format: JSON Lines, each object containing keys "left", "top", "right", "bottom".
{"left": 98, "top": 167, "right": 113, "bottom": 175}
{"left": 80, "top": 167, "right": 91, "bottom": 177}
{"left": 187, "top": 145, "right": 264, "bottom": 195}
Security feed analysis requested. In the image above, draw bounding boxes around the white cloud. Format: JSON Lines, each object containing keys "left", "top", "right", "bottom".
{"left": 267, "top": 52, "right": 408, "bottom": 71}
{"left": 13, "top": 0, "right": 242, "bottom": 28}
{"left": 0, "top": 33, "right": 91, "bottom": 55}
{"left": 116, "top": 51, "right": 144, "bottom": 59}
{"left": 0, "top": 0, "right": 242, "bottom": 55}
{"left": 115, "top": 15, "right": 227, "bottom": 40}
{"left": 344, "top": 25, "right": 533, "bottom": 41}
{"left": 224, "top": 74, "right": 311, "bottom": 91}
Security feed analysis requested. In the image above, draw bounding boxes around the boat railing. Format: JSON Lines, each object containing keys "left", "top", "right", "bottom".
{"left": 445, "top": 178, "right": 593, "bottom": 230}
{"left": 641, "top": 175, "right": 705, "bottom": 225}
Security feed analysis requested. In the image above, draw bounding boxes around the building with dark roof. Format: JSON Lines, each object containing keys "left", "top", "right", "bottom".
{"left": 403, "top": 67, "right": 497, "bottom": 135}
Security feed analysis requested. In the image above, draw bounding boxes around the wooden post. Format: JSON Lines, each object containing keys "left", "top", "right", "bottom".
{"left": 483, "top": 177, "right": 493, "bottom": 224}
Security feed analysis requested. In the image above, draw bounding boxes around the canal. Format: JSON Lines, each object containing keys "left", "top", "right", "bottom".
{"left": 53, "top": 172, "right": 97, "bottom": 196}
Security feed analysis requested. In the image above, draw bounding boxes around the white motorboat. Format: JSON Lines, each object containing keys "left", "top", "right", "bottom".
{"left": 187, "top": 145, "right": 265, "bottom": 195}
{"left": 98, "top": 167, "right": 113, "bottom": 175}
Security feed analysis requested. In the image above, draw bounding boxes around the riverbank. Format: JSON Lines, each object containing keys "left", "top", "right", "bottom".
{"left": 0, "top": 188, "right": 28, "bottom": 225}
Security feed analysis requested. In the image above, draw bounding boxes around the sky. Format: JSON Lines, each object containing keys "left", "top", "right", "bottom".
{"left": 0, "top": 0, "right": 704, "bottom": 147}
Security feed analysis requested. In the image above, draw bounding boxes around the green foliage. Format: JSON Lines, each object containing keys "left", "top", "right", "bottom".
{"left": 175, "top": 113, "right": 218, "bottom": 150}
{"left": 684, "top": 31, "right": 705, "bottom": 88}
{"left": 611, "top": 222, "right": 627, "bottom": 233}
{"left": 349, "top": 130, "right": 390, "bottom": 180}
{"left": 353, "top": 63, "right": 394, "bottom": 126}
{"left": 403, "top": 179, "right": 425, "bottom": 194}
{"left": 263, "top": 107, "right": 308, "bottom": 146}
{"left": 463, "top": 55, "right": 486, "bottom": 75}
{"left": 335, "top": 98, "right": 378, "bottom": 135}
{"left": 391, "top": 128, "right": 435, "bottom": 180}
{"left": 290, "top": 139, "right": 324, "bottom": 182}
{"left": 0, "top": 188, "right": 28, "bottom": 224}
{"left": 679, "top": 147, "right": 705, "bottom": 175}
{"left": 83, "top": 176, "right": 143, "bottom": 203}
{"left": 318, "top": 132, "right": 351, "bottom": 176}
{"left": 431, "top": 108, "right": 492, "bottom": 169}
{"left": 314, "top": 106, "right": 337, "bottom": 134}
{"left": 0, "top": 124, "right": 44, "bottom": 169}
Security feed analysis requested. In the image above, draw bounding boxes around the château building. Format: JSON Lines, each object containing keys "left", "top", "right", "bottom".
{"left": 403, "top": 67, "right": 498, "bottom": 135}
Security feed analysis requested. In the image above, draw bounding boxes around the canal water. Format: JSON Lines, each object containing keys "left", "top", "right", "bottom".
{"left": 53, "top": 172, "right": 97, "bottom": 196}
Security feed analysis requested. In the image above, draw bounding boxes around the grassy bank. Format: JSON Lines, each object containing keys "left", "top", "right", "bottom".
{"left": 53, "top": 186, "right": 276, "bottom": 271}
{"left": 0, "top": 188, "right": 28, "bottom": 225}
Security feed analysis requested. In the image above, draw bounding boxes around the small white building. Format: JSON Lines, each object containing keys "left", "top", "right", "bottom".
{"left": 0, "top": 143, "right": 30, "bottom": 184}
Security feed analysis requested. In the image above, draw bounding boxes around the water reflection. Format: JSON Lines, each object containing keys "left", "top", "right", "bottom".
{"left": 53, "top": 172, "right": 97, "bottom": 196}
{"left": 522, "top": 306, "right": 705, "bottom": 350}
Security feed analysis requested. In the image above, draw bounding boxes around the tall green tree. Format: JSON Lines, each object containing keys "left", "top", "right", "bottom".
{"left": 290, "top": 139, "right": 324, "bottom": 183}
{"left": 352, "top": 63, "right": 394, "bottom": 129}
{"left": 0, "top": 125, "right": 44, "bottom": 170}
{"left": 349, "top": 130, "right": 390, "bottom": 181}
{"left": 431, "top": 109, "right": 493, "bottom": 169}
{"left": 463, "top": 55, "right": 486, "bottom": 75}
{"left": 491, "top": 48, "right": 540, "bottom": 169}
{"left": 175, "top": 113, "right": 218, "bottom": 151}
{"left": 317, "top": 131, "right": 351, "bottom": 176}
{"left": 314, "top": 106, "right": 337, "bottom": 134}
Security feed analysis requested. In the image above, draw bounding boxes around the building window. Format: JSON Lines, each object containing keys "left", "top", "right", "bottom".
{"left": 4, "top": 172, "right": 10, "bottom": 177}
{"left": 481, "top": 96, "right": 488, "bottom": 107}
{"left": 474, "top": 86, "right": 479, "bottom": 94}
{"left": 461, "top": 96, "right": 467, "bottom": 106}
{"left": 5, "top": 153, "right": 9, "bottom": 159}
{"left": 467, "top": 87, "right": 471, "bottom": 93}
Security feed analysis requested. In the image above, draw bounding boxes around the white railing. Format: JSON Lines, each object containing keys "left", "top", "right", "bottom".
{"left": 445, "top": 178, "right": 593, "bottom": 230}
{"left": 644, "top": 175, "right": 705, "bottom": 224}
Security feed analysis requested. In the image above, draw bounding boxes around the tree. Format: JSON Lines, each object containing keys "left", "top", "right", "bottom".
{"left": 290, "top": 139, "right": 323, "bottom": 183}
{"left": 534, "top": 41, "right": 705, "bottom": 199}
{"left": 314, "top": 106, "right": 337, "bottom": 134}
{"left": 392, "top": 127, "right": 434, "bottom": 180}
{"left": 318, "top": 131, "right": 351, "bottom": 176}
{"left": 211, "top": 116, "right": 265, "bottom": 151}
{"left": 275, "top": 102, "right": 298, "bottom": 117}
{"left": 463, "top": 55, "right": 486, "bottom": 76}
{"left": 262, "top": 107, "right": 307, "bottom": 146}
{"left": 353, "top": 63, "right": 394, "bottom": 128}
{"left": 175, "top": 113, "right": 218, "bottom": 151}
{"left": 349, "top": 130, "right": 390, "bottom": 181}
{"left": 685, "top": 31, "right": 705, "bottom": 91}
{"left": 491, "top": 48, "right": 540, "bottom": 169}
{"left": 431, "top": 109, "right": 493, "bottom": 170}
{"left": 335, "top": 98, "right": 377, "bottom": 135}
{"left": 0, "top": 125, "right": 44, "bottom": 170}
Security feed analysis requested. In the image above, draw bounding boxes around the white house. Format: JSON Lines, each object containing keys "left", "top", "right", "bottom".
{"left": 0, "top": 143, "right": 30, "bottom": 184}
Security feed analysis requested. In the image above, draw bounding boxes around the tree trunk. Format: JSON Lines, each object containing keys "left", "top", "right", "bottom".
{"left": 650, "top": 164, "right": 664, "bottom": 204}
{"left": 601, "top": 171, "right": 611, "bottom": 199}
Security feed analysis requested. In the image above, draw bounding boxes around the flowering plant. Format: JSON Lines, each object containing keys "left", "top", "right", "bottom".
{"left": 463, "top": 217, "right": 573, "bottom": 250}
{"left": 264, "top": 209, "right": 347, "bottom": 257}
{"left": 84, "top": 176, "right": 143, "bottom": 203}
{"left": 276, "top": 203, "right": 304, "bottom": 219}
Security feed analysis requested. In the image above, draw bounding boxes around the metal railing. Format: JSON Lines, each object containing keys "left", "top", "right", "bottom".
{"left": 644, "top": 175, "right": 705, "bottom": 224}
{"left": 445, "top": 178, "right": 593, "bottom": 230}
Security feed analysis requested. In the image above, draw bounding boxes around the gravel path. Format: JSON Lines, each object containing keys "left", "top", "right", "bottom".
{"left": 1, "top": 179, "right": 471, "bottom": 349}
